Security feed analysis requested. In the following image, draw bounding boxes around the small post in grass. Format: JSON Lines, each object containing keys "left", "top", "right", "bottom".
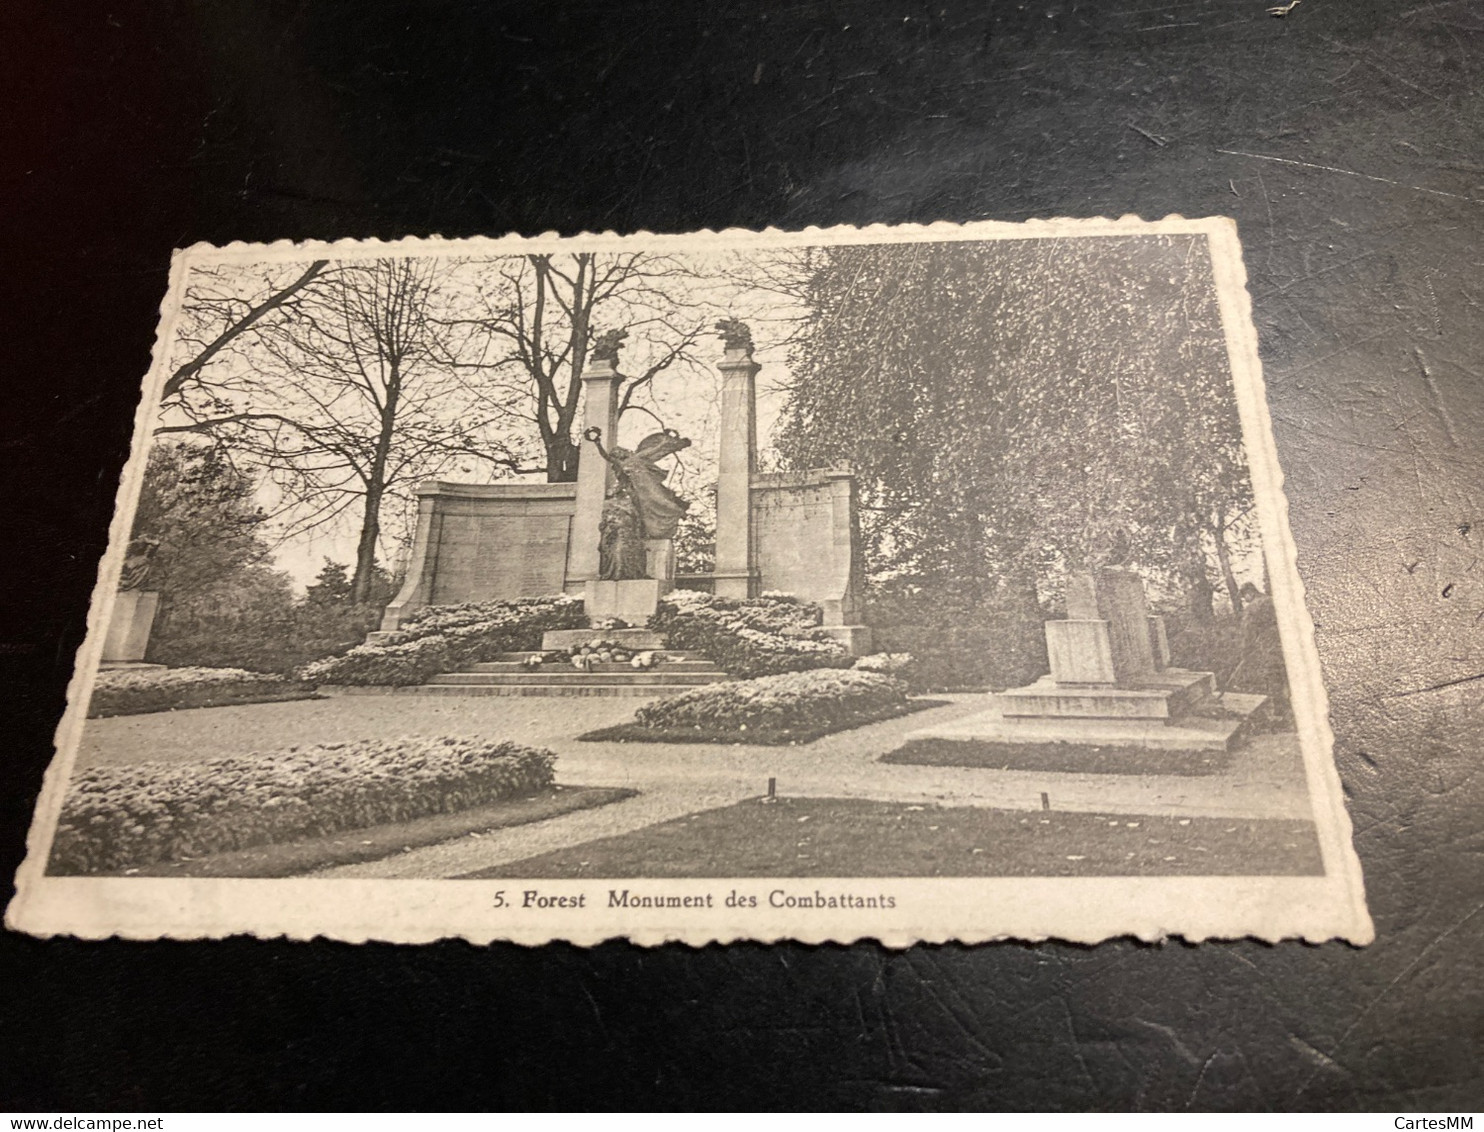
{"left": 767, "top": 776, "right": 777, "bottom": 802}
{"left": 1041, "top": 791, "right": 1051, "bottom": 811}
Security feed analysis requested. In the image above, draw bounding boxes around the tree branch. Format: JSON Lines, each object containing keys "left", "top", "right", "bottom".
{"left": 162, "top": 260, "right": 329, "bottom": 401}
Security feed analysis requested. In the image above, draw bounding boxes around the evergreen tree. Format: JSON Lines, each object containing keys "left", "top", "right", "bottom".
{"left": 304, "top": 559, "right": 354, "bottom": 606}
{"left": 130, "top": 441, "right": 272, "bottom": 600}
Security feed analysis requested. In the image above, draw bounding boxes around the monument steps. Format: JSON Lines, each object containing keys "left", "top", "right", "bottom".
{"left": 427, "top": 670, "right": 731, "bottom": 687}
{"left": 474, "top": 650, "right": 713, "bottom": 668}
{"left": 469, "top": 660, "right": 720, "bottom": 675}
{"left": 351, "top": 648, "right": 738, "bottom": 697}
{"left": 323, "top": 682, "right": 715, "bottom": 698}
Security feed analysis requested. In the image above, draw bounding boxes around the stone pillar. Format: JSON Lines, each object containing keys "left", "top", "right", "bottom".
{"left": 102, "top": 590, "right": 160, "bottom": 663}
{"left": 713, "top": 339, "right": 759, "bottom": 599}
{"left": 567, "top": 354, "right": 623, "bottom": 589}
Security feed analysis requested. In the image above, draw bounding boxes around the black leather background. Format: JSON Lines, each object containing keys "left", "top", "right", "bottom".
{"left": 2, "top": 0, "right": 1480, "bottom": 1111}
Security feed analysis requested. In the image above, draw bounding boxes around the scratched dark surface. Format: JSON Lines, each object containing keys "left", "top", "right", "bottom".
{"left": 2, "top": 0, "right": 1481, "bottom": 1111}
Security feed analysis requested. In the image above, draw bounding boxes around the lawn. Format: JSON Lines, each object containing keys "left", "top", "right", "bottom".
{"left": 882, "top": 737, "right": 1233, "bottom": 777}
{"left": 462, "top": 796, "right": 1325, "bottom": 879}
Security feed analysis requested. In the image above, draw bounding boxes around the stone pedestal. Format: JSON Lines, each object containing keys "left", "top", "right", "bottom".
{"left": 102, "top": 590, "right": 160, "bottom": 663}
{"left": 909, "top": 569, "right": 1265, "bottom": 753}
{"left": 584, "top": 578, "right": 671, "bottom": 625}
{"left": 645, "top": 538, "right": 676, "bottom": 583}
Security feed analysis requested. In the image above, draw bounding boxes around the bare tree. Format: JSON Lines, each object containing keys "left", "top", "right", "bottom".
{"left": 460, "top": 252, "right": 709, "bottom": 481}
{"left": 162, "top": 258, "right": 519, "bottom": 603}
{"left": 162, "top": 260, "right": 330, "bottom": 404}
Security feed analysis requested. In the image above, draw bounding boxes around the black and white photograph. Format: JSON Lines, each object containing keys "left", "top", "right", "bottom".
{"left": 7, "top": 218, "right": 1370, "bottom": 945}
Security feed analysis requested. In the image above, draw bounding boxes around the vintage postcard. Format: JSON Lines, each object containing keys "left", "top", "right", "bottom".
{"left": 6, "top": 217, "right": 1373, "bottom": 945}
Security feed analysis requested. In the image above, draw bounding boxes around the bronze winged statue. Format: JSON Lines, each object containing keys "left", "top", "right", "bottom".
{"left": 584, "top": 426, "right": 692, "bottom": 580}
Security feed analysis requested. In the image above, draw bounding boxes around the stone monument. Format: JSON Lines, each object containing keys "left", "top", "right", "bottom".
{"left": 909, "top": 568, "right": 1266, "bottom": 752}
{"left": 102, "top": 537, "right": 162, "bottom": 668}
{"left": 375, "top": 317, "right": 872, "bottom": 655}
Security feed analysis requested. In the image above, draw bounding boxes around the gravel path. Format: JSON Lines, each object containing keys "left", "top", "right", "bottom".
{"left": 76, "top": 692, "right": 1317, "bottom": 879}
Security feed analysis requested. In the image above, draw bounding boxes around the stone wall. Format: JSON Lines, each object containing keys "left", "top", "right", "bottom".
{"left": 750, "top": 467, "right": 863, "bottom": 626}
{"left": 381, "top": 482, "right": 577, "bottom": 630}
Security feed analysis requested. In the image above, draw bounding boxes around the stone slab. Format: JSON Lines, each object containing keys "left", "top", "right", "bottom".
{"left": 998, "top": 669, "right": 1214, "bottom": 721}
{"left": 542, "top": 628, "right": 667, "bottom": 650}
{"left": 750, "top": 468, "right": 863, "bottom": 625}
{"left": 1062, "top": 569, "right": 1156, "bottom": 681}
{"left": 1064, "top": 573, "right": 1101, "bottom": 620}
{"left": 98, "top": 661, "right": 167, "bottom": 672}
{"left": 429, "top": 513, "right": 571, "bottom": 605}
{"left": 102, "top": 590, "right": 160, "bottom": 663}
{"left": 905, "top": 713, "right": 1240, "bottom": 753}
{"left": 317, "top": 683, "right": 685, "bottom": 698}
{"left": 471, "top": 659, "right": 717, "bottom": 673}
{"left": 906, "top": 688, "right": 1266, "bottom": 752}
{"left": 1045, "top": 620, "right": 1116, "bottom": 684}
{"left": 1098, "top": 569, "right": 1157, "bottom": 680}
{"left": 427, "top": 671, "right": 731, "bottom": 686}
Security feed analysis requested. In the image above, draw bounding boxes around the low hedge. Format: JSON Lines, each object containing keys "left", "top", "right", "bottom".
{"left": 88, "top": 666, "right": 317, "bottom": 718}
{"left": 49, "top": 736, "right": 556, "bottom": 874}
{"left": 649, "top": 591, "right": 852, "bottom": 679}
{"left": 301, "top": 594, "right": 585, "bottom": 686}
{"left": 300, "top": 635, "right": 453, "bottom": 687}
{"left": 578, "top": 668, "right": 923, "bottom": 745}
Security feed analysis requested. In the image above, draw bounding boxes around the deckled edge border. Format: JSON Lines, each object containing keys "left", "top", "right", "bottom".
{"left": 5, "top": 214, "right": 1375, "bottom": 948}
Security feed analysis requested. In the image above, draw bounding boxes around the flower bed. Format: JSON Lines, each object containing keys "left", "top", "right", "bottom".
{"left": 88, "top": 666, "right": 317, "bottom": 718}
{"left": 581, "top": 668, "right": 932, "bottom": 745}
{"left": 300, "top": 635, "right": 453, "bottom": 687}
{"left": 648, "top": 591, "right": 852, "bottom": 679}
{"left": 49, "top": 736, "right": 556, "bottom": 874}
{"left": 301, "top": 594, "right": 585, "bottom": 686}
